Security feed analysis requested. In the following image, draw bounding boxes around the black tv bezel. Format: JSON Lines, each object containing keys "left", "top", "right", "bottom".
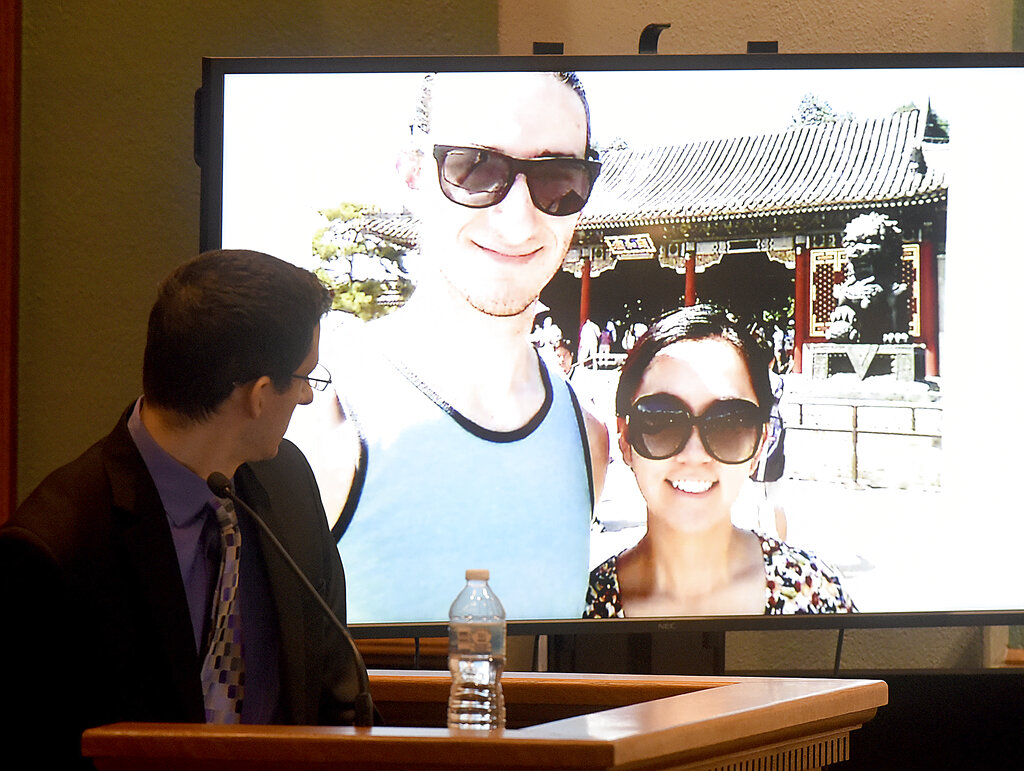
{"left": 196, "top": 51, "right": 1024, "bottom": 639}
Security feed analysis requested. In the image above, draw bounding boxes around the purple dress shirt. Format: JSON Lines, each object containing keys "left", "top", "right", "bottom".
{"left": 127, "top": 399, "right": 280, "bottom": 723}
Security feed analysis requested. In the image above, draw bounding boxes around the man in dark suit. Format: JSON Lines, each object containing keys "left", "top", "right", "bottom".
{"left": 0, "top": 250, "right": 366, "bottom": 768}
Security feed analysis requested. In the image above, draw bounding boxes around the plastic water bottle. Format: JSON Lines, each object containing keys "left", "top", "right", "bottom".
{"left": 447, "top": 569, "right": 506, "bottom": 730}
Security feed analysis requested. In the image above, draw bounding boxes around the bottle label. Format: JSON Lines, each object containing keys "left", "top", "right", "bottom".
{"left": 455, "top": 625, "right": 493, "bottom": 654}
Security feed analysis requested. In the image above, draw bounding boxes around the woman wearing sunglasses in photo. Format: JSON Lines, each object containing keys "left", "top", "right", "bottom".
{"left": 584, "top": 304, "right": 856, "bottom": 618}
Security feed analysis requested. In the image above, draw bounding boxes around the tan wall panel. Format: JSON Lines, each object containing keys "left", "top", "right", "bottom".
{"left": 498, "top": 0, "right": 1015, "bottom": 55}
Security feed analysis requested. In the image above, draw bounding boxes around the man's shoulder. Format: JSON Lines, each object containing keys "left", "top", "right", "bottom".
{"left": 3, "top": 417, "right": 136, "bottom": 561}
{"left": 237, "top": 440, "right": 330, "bottom": 551}
{"left": 239, "top": 439, "right": 319, "bottom": 509}
{"left": 249, "top": 438, "right": 313, "bottom": 477}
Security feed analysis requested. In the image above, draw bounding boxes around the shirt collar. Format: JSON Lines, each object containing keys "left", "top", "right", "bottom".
{"left": 127, "top": 398, "right": 221, "bottom": 527}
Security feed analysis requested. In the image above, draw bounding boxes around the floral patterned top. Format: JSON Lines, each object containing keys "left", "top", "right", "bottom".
{"left": 583, "top": 532, "right": 856, "bottom": 618}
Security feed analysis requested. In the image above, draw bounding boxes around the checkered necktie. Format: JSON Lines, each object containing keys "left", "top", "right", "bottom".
{"left": 200, "top": 498, "right": 245, "bottom": 723}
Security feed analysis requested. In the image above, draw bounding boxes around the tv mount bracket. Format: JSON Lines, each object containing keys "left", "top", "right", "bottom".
{"left": 639, "top": 23, "right": 671, "bottom": 54}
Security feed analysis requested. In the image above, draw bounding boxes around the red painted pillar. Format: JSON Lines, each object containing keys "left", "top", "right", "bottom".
{"left": 684, "top": 252, "right": 696, "bottom": 306}
{"left": 792, "top": 244, "right": 809, "bottom": 374}
{"left": 578, "top": 256, "right": 591, "bottom": 335}
{"left": 918, "top": 239, "right": 939, "bottom": 377}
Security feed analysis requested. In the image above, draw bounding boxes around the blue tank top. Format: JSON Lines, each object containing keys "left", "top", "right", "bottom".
{"left": 333, "top": 332, "right": 594, "bottom": 624}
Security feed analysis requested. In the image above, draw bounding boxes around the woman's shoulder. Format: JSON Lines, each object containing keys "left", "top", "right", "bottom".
{"left": 583, "top": 552, "right": 625, "bottom": 619}
{"left": 755, "top": 532, "right": 857, "bottom": 614}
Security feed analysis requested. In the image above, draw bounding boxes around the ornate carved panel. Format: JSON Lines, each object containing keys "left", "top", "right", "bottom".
{"left": 809, "top": 244, "right": 922, "bottom": 339}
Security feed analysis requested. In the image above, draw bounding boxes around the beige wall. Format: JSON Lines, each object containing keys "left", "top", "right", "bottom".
{"left": 497, "top": 0, "right": 1016, "bottom": 55}
{"left": 17, "top": 0, "right": 1022, "bottom": 672}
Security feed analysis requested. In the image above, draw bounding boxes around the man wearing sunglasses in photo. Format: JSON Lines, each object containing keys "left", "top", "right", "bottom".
{"left": 299, "top": 71, "right": 610, "bottom": 624}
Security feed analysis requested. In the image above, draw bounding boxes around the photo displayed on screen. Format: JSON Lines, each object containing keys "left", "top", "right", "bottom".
{"left": 211, "top": 58, "right": 1024, "bottom": 626}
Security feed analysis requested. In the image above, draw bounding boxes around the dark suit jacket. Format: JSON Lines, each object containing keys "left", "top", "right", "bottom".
{"left": 0, "top": 407, "right": 364, "bottom": 769}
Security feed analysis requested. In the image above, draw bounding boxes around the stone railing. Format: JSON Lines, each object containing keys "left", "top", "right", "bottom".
{"left": 781, "top": 397, "right": 942, "bottom": 488}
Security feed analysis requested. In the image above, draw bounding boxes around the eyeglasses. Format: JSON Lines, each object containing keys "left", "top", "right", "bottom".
{"left": 624, "top": 394, "right": 764, "bottom": 464}
{"left": 432, "top": 144, "right": 601, "bottom": 216}
{"left": 292, "top": 363, "right": 332, "bottom": 392}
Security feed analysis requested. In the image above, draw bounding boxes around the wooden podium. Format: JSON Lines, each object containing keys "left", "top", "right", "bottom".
{"left": 82, "top": 670, "right": 886, "bottom": 770}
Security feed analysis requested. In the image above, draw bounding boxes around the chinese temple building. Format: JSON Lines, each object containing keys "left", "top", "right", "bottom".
{"left": 365, "top": 107, "right": 947, "bottom": 376}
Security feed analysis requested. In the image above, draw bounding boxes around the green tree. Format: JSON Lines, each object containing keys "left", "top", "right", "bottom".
{"left": 593, "top": 136, "right": 629, "bottom": 156}
{"left": 790, "top": 94, "right": 853, "bottom": 126}
{"left": 313, "top": 203, "right": 414, "bottom": 320}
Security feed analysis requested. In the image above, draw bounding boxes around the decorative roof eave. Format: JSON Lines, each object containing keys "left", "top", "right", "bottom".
{"left": 361, "top": 215, "right": 420, "bottom": 249}
{"left": 574, "top": 191, "right": 947, "bottom": 232}
{"left": 361, "top": 191, "right": 948, "bottom": 249}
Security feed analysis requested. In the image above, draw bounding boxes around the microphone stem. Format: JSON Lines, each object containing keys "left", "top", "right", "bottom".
{"left": 220, "top": 487, "right": 374, "bottom": 727}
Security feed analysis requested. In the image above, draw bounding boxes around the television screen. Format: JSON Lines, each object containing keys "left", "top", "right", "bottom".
{"left": 197, "top": 53, "right": 1024, "bottom": 634}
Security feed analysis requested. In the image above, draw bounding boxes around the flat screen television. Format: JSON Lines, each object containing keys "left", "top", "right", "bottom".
{"left": 196, "top": 52, "right": 1024, "bottom": 639}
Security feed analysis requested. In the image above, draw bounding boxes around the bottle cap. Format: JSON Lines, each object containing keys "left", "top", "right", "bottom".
{"left": 465, "top": 569, "right": 489, "bottom": 581}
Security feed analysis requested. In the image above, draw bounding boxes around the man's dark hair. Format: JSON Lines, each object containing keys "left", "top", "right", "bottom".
{"left": 143, "top": 249, "right": 332, "bottom": 420}
{"left": 413, "top": 71, "right": 596, "bottom": 159}
{"left": 615, "top": 303, "right": 774, "bottom": 420}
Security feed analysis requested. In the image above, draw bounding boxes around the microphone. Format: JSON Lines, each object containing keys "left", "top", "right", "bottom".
{"left": 206, "top": 472, "right": 374, "bottom": 727}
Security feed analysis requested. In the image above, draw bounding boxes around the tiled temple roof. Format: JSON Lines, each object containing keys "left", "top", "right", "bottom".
{"left": 363, "top": 109, "right": 947, "bottom": 247}
{"left": 362, "top": 211, "right": 420, "bottom": 248}
{"left": 581, "top": 108, "right": 946, "bottom": 230}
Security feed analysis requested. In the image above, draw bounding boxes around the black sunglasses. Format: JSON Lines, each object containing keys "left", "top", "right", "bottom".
{"left": 432, "top": 144, "right": 601, "bottom": 216}
{"left": 624, "top": 393, "right": 765, "bottom": 464}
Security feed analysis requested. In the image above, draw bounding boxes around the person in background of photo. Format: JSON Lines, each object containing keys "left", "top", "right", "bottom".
{"left": 623, "top": 320, "right": 648, "bottom": 352}
{"left": 530, "top": 315, "right": 564, "bottom": 374}
{"left": 584, "top": 304, "right": 855, "bottom": 618}
{"left": 599, "top": 320, "right": 615, "bottom": 353}
{"left": 290, "top": 71, "right": 609, "bottom": 624}
{"left": 772, "top": 325, "right": 785, "bottom": 371}
{"left": 554, "top": 338, "right": 576, "bottom": 376}
{"left": 579, "top": 317, "right": 601, "bottom": 369}
{"left": 750, "top": 357, "right": 788, "bottom": 540}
